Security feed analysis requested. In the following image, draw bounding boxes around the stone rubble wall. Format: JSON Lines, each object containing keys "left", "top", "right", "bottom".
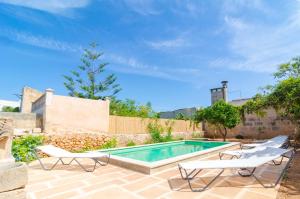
{"left": 204, "top": 108, "right": 295, "bottom": 139}
{"left": 114, "top": 131, "right": 196, "bottom": 146}
{"left": 40, "top": 131, "right": 197, "bottom": 152}
{"left": 43, "top": 133, "right": 111, "bottom": 152}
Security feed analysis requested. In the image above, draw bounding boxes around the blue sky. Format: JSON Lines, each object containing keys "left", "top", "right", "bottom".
{"left": 0, "top": 0, "right": 300, "bottom": 111}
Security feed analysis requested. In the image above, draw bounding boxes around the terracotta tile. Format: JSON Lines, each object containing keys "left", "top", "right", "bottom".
{"left": 154, "top": 169, "right": 180, "bottom": 179}
{"left": 34, "top": 181, "right": 85, "bottom": 198}
{"left": 26, "top": 153, "right": 285, "bottom": 199}
{"left": 165, "top": 190, "right": 204, "bottom": 199}
{"left": 25, "top": 183, "right": 49, "bottom": 192}
{"left": 85, "top": 172, "right": 125, "bottom": 184}
{"left": 138, "top": 185, "right": 170, "bottom": 199}
{"left": 239, "top": 190, "right": 274, "bottom": 199}
{"left": 207, "top": 186, "right": 243, "bottom": 198}
{"left": 28, "top": 175, "right": 57, "bottom": 185}
{"left": 198, "top": 193, "right": 224, "bottom": 199}
{"left": 123, "top": 177, "right": 159, "bottom": 192}
{"left": 82, "top": 179, "right": 126, "bottom": 192}
{"left": 83, "top": 186, "right": 140, "bottom": 199}
{"left": 47, "top": 190, "right": 79, "bottom": 199}
{"left": 122, "top": 173, "right": 147, "bottom": 182}
{"left": 49, "top": 173, "right": 91, "bottom": 186}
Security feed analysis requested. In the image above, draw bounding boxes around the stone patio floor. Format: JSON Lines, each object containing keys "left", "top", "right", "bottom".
{"left": 26, "top": 153, "right": 288, "bottom": 199}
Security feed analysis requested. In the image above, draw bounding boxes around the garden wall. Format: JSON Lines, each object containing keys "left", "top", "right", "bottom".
{"left": 42, "top": 131, "right": 198, "bottom": 151}
{"left": 43, "top": 133, "right": 111, "bottom": 152}
{"left": 204, "top": 108, "right": 295, "bottom": 139}
{"left": 109, "top": 115, "right": 201, "bottom": 134}
{"left": 20, "top": 87, "right": 43, "bottom": 113}
{"left": 29, "top": 88, "right": 110, "bottom": 134}
{"left": 0, "top": 112, "right": 37, "bottom": 130}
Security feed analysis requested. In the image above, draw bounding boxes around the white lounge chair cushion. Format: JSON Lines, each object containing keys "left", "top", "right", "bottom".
{"left": 36, "top": 145, "right": 108, "bottom": 158}
{"left": 179, "top": 147, "right": 290, "bottom": 170}
{"left": 220, "top": 147, "right": 265, "bottom": 157}
{"left": 242, "top": 135, "right": 288, "bottom": 148}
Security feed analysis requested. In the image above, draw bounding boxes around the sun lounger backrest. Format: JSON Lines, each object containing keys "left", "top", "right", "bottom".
{"left": 269, "top": 135, "right": 288, "bottom": 143}
{"left": 241, "top": 147, "right": 289, "bottom": 159}
{"left": 37, "top": 145, "right": 71, "bottom": 157}
{"left": 259, "top": 135, "right": 288, "bottom": 147}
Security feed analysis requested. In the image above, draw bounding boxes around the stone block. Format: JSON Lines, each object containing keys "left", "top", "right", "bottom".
{"left": 0, "top": 188, "right": 26, "bottom": 199}
{"left": 0, "top": 163, "right": 28, "bottom": 193}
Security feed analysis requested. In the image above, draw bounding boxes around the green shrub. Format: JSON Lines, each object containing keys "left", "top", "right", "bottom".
{"left": 101, "top": 137, "right": 117, "bottom": 149}
{"left": 147, "top": 120, "right": 175, "bottom": 143}
{"left": 147, "top": 122, "right": 164, "bottom": 143}
{"left": 12, "top": 135, "right": 44, "bottom": 162}
{"left": 126, "top": 140, "right": 136, "bottom": 147}
{"left": 235, "top": 134, "right": 244, "bottom": 139}
{"left": 2, "top": 106, "right": 20, "bottom": 112}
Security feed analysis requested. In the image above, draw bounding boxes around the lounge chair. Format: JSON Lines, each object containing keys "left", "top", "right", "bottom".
{"left": 33, "top": 145, "right": 110, "bottom": 172}
{"left": 241, "top": 135, "right": 288, "bottom": 149}
{"left": 178, "top": 147, "right": 294, "bottom": 192}
{"left": 220, "top": 135, "right": 289, "bottom": 163}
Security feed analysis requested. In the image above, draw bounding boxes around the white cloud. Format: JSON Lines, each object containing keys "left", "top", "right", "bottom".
{"left": 210, "top": 1, "right": 300, "bottom": 73}
{"left": 145, "top": 36, "right": 188, "bottom": 50}
{"left": 0, "top": 28, "right": 81, "bottom": 52}
{"left": 106, "top": 54, "right": 202, "bottom": 82}
{"left": 0, "top": 0, "right": 90, "bottom": 14}
{"left": 221, "top": 0, "right": 272, "bottom": 15}
{"left": 170, "top": 1, "right": 204, "bottom": 17}
{"left": 0, "top": 27, "right": 201, "bottom": 83}
{"left": 122, "top": 0, "right": 161, "bottom": 16}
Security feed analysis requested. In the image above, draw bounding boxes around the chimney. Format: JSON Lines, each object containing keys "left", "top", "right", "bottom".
{"left": 210, "top": 81, "right": 228, "bottom": 104}
{"left": 221, "top": 81, "right": 228, "bottom": 102}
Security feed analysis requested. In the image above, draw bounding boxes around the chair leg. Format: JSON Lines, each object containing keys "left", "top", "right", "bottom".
{"left": 61, "top": 158, "right": 75, "bottom": 165}
{"left": 33, "top": 149, "right": 61, "bottom": 171}
{"left": 94, "top": 154, "right": 110, "bottom": 166}
{"left": 187, "top": 169, "right": 224, "bottom": 192}
{"left": 252, "top": 151, "right": 295, "bottom": 188}
{"left": 73, "top": 158, "right": 97, "bottom": 172}
{"left": 37, "top": 157, "right": 62, "bottom": 170}
{"left": 272, "top": 156, "right": 284, "bottom": 166}
{"left": 178, "top": 165, "right": 224, "bottom": 192}
{"left": 238, "top": 168, "right": 256, "bottom": 177}
{"left": 219, "top": 152, "right": 224, "bottom": 160}
{"left": 179, "top": 167, "right": 202, "bottom": 180}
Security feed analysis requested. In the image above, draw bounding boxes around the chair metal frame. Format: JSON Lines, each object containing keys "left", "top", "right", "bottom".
{"left": 33, "top": 148, "right": 110, "bottom": 172}
{"left": 178, "top": 149, "right": 295, "bottom": 192}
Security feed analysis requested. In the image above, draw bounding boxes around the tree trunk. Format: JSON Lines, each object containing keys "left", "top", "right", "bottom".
{"left": 222, "top": 126, "right": 228, "bottom": 142}
{"left": 295, "top": 125, "right": 300, "bottom": 144}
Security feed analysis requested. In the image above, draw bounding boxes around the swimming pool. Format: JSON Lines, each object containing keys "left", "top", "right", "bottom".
{"left": 99, "top": 140, "right": 239, "bottom": 174}
{"left": 102, "top": 141, "right": 227, "bottom": 162}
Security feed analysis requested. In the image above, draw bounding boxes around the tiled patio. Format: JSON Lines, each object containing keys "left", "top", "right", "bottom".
{"left": 26, "top": 153, "right": 287, "bottom": 199}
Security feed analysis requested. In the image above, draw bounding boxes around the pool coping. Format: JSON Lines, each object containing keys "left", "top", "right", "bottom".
{"left": 98, "top": 140, "right": 240, "bottom": 174}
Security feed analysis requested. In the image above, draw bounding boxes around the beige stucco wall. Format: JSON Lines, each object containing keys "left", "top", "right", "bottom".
{"left": 0, "top": 112, "right": 37, "bottom": 129}
{"left": 43, "top": 93, "right": 110, "bottom": 134}
{"left": 109, "top": 115, "right": 201, "bottom": 134}
{"left": 20, "top": 87, "right": 43, "bottom": 113}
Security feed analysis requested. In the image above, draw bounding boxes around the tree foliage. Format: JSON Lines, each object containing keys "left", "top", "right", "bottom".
{"left": 147, "top": 119, "right": 174, "bottom": 143}
{"left": 175, "top": 113, "right": 189, "bottom": 120}
{"left": 241, "top": 56, "right": 300, "bottom": 141}
{"left": 110, "top": 98, "right": 157, "bottom": 118}
{"left": 63, "top": 43, "right": 121, "bottom": 100}
{"left": 194, "top": 100, "right": 240, "bottom": 141}
{"left": 274, "top": 56, "right": 300, "bottom": 79}
{"left": 1, "top": 106, "right": 20, "bottom": 112}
